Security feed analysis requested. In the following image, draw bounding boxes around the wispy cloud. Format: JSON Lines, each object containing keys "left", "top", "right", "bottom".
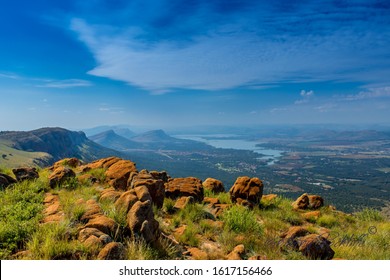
{"left": 295, "top": 90, "right": 315, "bottom": 104}
{"left": 0, "top": 73, "right": 20, "bottom": 79}
{"left": 68, "top": 1, "right": 390, "bottom": 93}
{"left": 344, "top": 86, "right": 390, "bottom": 101}
{"left": 37, "top": 79, "right": 93, "bottom": 88}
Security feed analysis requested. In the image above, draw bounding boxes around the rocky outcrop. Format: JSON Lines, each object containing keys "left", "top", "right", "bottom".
{"left": 12, "top": 167, "right": 39, "bottom": 182}
{"left": 48, "top": 166, "right": 76, "bottom": 188}
{"left": 130, "top": 170, "right": 165, "bottom": 208}
{"left": 42, "top": 193, "right": 64, "bottom": 223}
{"left": 298, "top": 234, "right": 335, "bottom": 260}
{"left": 51, "top": 158, "right": 82, "bottom": 170}
{"left": 165, "top": 177, "right": 204, "bottom": 202}
{"left": 174, "top": 196, "right": 194, "bottom": 210}
{"left": 292, "top": 193, "right": 324, "bottom": 210}
{"left": 97, "top": 242, "right": 126, "bottom": 260}
{"left": 99, "top": 187, "right": 122, "bottom": 202}
{"left": 229, "top": 176, "right": 263, "bottom": 207}
{"left": 280, "top": 226, "right": 334, "bottom": 260}
{"left": 0, "top": 173, "right": 17, "bottom": 189}
{"left": 127, "top": 200, "right": 160, "bottom": 243}
{"left": 85, "top": 216, "right": 118, "bottom": 236}
{"left": 81, "top": 157, "right": 121, "bottom": 172}
{"left": 202, "top": 178, "right": 225, "bottom": 193}
{"left": 227, "top": 244, "right": 245, "bottom": 260}
{"left": 105, "top": 159, "right": 137, "bottom": 190}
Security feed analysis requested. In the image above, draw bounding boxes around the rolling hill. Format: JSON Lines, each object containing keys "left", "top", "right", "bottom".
{"left": 0, "top": 127, "right": 122, "bottom": 167}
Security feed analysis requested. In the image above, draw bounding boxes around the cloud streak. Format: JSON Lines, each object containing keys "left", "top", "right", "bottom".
{"left": 69, "top": 0, "right": 390, "bottom": 93}
{"left": 36, "top": 79, "right": 93, "bottom": 88}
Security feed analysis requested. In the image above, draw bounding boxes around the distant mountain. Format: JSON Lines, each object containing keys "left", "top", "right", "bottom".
{"left": 89, "top": 130, "right": 143, "bottom": 151}
{"left": 89, "top": 129, "right": 213, "bottom": 152}
{"left": 82, "top": 125, "right": 136, "bottom": 139}
{"left": 131, "top": 129, "right": 176, "bottom": 143}
{"left": 0, "top": 127, "right": 121, "bottom": 165}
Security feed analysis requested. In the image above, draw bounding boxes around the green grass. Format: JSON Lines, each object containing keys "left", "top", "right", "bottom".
{"left": 0, "top": 142, "right": 51, "bottom": 169}
{"left": 0, "top": 178, "right": 47, "bottom": 259}
{"left": 222, "top": 205, "right": 263, "bottom": 234}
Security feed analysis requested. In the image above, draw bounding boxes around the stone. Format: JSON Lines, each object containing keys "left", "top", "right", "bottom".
{"left": 80, "top": 157, "right": 121, "bottom": 172}
{"left": 174, "top": 196, "right": 194, "bottom": 210}
{"left": 97, "top": 242, "right": 126, "bottom": 260}
{"left": 292, "top": 193, "right": 309, "bottom": 210}
{"left": 130, "top": 171, "right": 165, "bottom": 208}
{"left": 127, "top": 200, "right": 159, "bottom": 243}
{"left": 80, "top": 200, "right": 103, "bottom": 222}
{"left": 114, "top": 190, "right": 138, "bottom": 213}
{"left": 52, "top": 158, "right": 82, "bottom": 170}
{"left": 202, "top": 178, "right": 225, "bottom": 193}
{"left": 78, "top": 228, "right": 112, "bottom": 244}
{"left": 280, "top": 226, "right": 310, "bottom": 249}
{"left": 229, "top": 176, "right": 263, "bottom": 206}
{"left": 308, "top": 195, "right": 324, "bottom": 209}
{"left": 105, "top": 159, "right": 137, "bottom": 190}
{"left": 203, "top": 197, "right": 220, "bottom": 205}
{"left": 149, "top": 170, "right": 170, "bottom": 182}
{"left": 227, "top": 244, "right": 245, "bottom": 260}
{"left": 0, "top": 173, "right": 17, "bottom": 189}
{"left": 48, "top": 166, "right": 76, "bottom": 188}
{"left": 165, "top": 177, "right": 204, "bottom": 202}
{"left": 83, "top": 235, "right": 103, "bottom": 248}
{"left": 85, "top": 216, "right": 117, "bottom": 236}
{"left": 99, "top": 187, "right": 122, "bottom": 202}
{"left": 12, "top": 167, "right": 39, "bottom": 182}
{"left": 302, "top": 211, "right": 321, "bottom": 221}
{"left": 298, "top": 234, "right": 335, "bottom": 260}
{"left": 186, "top": 247, "right": 208, "bottom": 260}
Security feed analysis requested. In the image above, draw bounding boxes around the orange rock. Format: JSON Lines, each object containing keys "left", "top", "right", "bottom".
{"left": 280, "top": 226, "right": 310, "bottom": 249}
{"left": 165, "top": 177, "right": 204, "bottom": 202}
{"left": 203, "top": 178, "right": 225, "bottom": 193}
{"left": 229, "top": 176, "right": 263, "bottom": 206}
{"left": 308, "top": 195, "right": 324, "bottom": 209}
{"left": 227, "top": 244, "right": 245, "bottom": 260}
{"left": 174, "top": 196, "right": 194, "bottom": 210}
{"left": 80, "top": 200, "right": 103, "bottom": 222}
{"left": 97, "top": 242, "right": 126, "bottom": 260}
{"left": 262, "top": 194, "right": 278, "bottom": 201}
{"left": 302, "top": 211, "right": 321, "bottom": 221}
{"left": 85, "top": 216, "right": 117, "bottom": 235}
{"left": 186, "top": 247, "right": 208, "bottom": 260}
{"left": 292, "top": 193, "right": 309, "bottom": 210}
{"left": 130, "top": 171, "right": 165, "bottom": 208}
{"left": 99, "top": 187, "right": 122, "bottom": 202}
{"left": 48, "top": 166, "right": 76, "bottom": 188}
{"left": 114, "top": 190, "right": 138, "bottom": 213}
{"left": 203, "top": 197, "right": 220, "bottom": 205}
{"left": 105, "top": 159, "right": 137, "bottom": 190}
{"left": 298, "top": 234, "right": 335, "bottom": 260}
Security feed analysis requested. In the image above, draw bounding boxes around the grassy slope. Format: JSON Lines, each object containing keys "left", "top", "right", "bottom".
{"left": 0, "top": 141, "right": 52, "bottom": 169}
{"left": 0, "top": 166, "right": 389, "bottom": 260}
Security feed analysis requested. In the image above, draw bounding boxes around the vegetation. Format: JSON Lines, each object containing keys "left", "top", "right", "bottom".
{"left": 0, "top": 164, "right": 389, "bottom": 260}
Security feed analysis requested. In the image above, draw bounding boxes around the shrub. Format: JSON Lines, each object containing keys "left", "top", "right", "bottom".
{"left": 222, "top": 205, "right": 263, "bottom": 234}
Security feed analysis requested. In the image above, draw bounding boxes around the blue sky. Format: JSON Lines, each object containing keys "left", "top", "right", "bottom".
{"left": 0, "top": 0, "right": 389, "bottom": 130}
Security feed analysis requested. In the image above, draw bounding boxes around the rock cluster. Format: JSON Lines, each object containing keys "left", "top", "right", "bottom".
{"left": 229, "top": 176, "right": 263, "bottom": 207}
{"left": 292, "top": 193, "right": 324, "bottom": 210}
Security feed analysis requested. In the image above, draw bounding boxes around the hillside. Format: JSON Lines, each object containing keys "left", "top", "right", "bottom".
{"left": 90, "top": 129, "right": 212, "bottom": 152}
{"left": 0, "top": 156, "right": 389, "bottom": 260}
{"left": 0, "top": 127, "right": 122, "bottom": 166}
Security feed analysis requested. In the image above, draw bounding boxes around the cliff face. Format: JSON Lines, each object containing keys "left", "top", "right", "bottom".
{"left": 0, "top": 127, "right": 121, "bottom": 164}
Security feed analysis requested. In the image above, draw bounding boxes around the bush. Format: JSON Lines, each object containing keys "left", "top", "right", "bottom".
{"left": 222, "top": 205, "right": 263, "bottom": 234}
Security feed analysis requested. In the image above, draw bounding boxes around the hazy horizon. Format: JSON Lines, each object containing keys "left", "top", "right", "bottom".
{"left": 1, "top": 0, "right": 389, "bottom": 130}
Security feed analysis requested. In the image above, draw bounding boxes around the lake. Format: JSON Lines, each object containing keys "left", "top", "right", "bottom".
{"left": 175, "top": 134, "right": 284, "bottom": 165}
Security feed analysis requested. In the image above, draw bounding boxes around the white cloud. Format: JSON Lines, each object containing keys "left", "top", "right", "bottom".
{"left": 344, "top": 86, "right": 390, "bottom": 101}
{"left": 70, "top": 18, "right": 387, "bottom": 93}
{"left": 300, "top": 90, "right": 314, "bottom": 97}
{"left": 37, "top": 79, "right": 93, "bottom": 89}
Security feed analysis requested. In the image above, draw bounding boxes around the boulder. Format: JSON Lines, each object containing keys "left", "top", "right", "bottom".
{"left": 127, "top": 200, "right": 160, "bottom": 243}
{"left": 150, "top": 170, "right": 170, "bottom": 182}
{"left": 97, "top": 242, "right": 126, "bottom": 260}
{"left": 308, "top": 195, "right": 324, "bottom": 209}
{"left": 48, "top": 166, "right": 76, "bottom": 188}
{"left": 99, "top": 187, "right": 122, "bottom": 202}
{"left": 105, "top": 159, "right": 137, "bottom": 190}
{"left": 165, "top": 177, "right": 204, "bottom": 202}
{"left": 185, "top": 247, "right": 208, "bottom": 260}
{"left": 229, "top": 176, "right": 263, "bottom": 205}
{"left": 302, "top": 211, "right": 321, "bottom": 221}
{"left": 130, "top": 171, "right": 165, "bottom": 208}
{"left": 292, "top": 193, "right": 309, "bottom": 210}
{"left": 203, "top": 197, "right": 220, "bottom": 206}
{"left": 52, "top": 158, "right": 82, "bottom": 170}
{"left": 174, "top": 196, "right": 194, "bottom": 210}
{"left": 298, "top": 234, "right": 335, "bottom": 260}
{"left": 0, "top": 173, "right": 17, "bottom": 189}
{"left": 80, "top": 157, "right": 121, "bottom": 172}
{"left": 202, "top": 178, "right": 225, "bottom": 193}
{"left": 227, "top": 244, "right": 245, "bottom": 260}
{"left": 12, "top": 167, "right": 39, "bottom": 182}
{"left": 262, "top": 194, "right": 278, "bottom": 201}
{"left": 114, "top": 190, "right": 138, "bottom": 214}
{"left": 78, "top": 228, "right": 112, "bottom": 244}
{"left": 280, "top": 226, "right": 310, "bottom": 249}
{"left": 85, "top": 215, "right": 117, "bottom": 236}
{"left": 80, "top": 200, "right": 103, "bottom": 223}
